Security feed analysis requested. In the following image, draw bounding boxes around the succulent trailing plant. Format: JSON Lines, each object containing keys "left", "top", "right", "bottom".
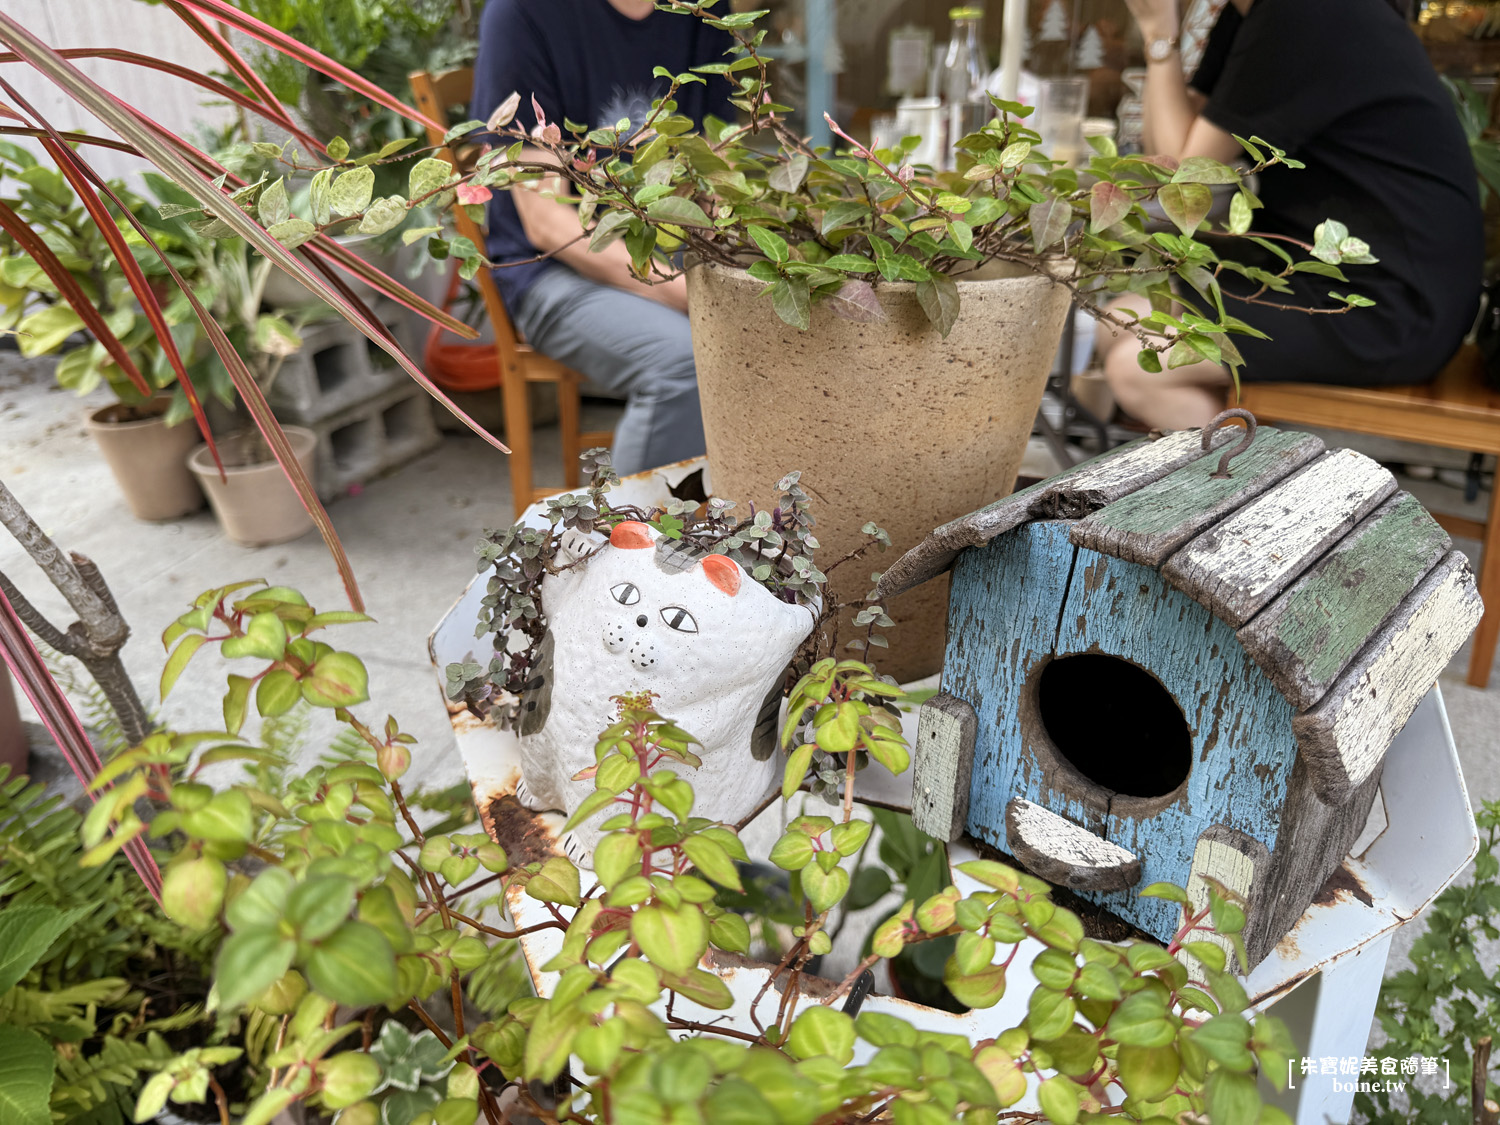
{"left": 73, "top": 586, "right": 1302, "bottom": 1125}
{"left": 450, "top": 0, "right": 1376, "bottom": 377}
{"left": 446, "top": 450, "right": 894, "bottom": 730}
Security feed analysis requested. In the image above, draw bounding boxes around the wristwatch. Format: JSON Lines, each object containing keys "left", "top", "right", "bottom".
{"left": 1145, "top": 35, "right": 1180, "bottom": 63}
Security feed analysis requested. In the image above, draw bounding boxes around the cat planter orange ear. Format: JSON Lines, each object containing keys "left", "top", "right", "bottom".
{"left": 700, "top": 554, "right": 741, "bottom": 596}
{"left": 609, "top": 521, "right": 654, "bottom": 549}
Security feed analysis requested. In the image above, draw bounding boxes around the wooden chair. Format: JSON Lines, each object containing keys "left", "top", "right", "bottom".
{"left": 407, "top": 67, "right": 612, "bottom": 518}
{"left": 1238, "top": 344, "right": 1500, "bottom": 689}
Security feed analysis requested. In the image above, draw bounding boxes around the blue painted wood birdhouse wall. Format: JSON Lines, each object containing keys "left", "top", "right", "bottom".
{"left": 876, "top": 422, "right": 1483, "bottom": 968}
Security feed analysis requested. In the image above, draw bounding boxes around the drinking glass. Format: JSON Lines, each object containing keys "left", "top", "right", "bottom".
{"left": 1035, "top": 76, "right": 1090, "bottom": 166}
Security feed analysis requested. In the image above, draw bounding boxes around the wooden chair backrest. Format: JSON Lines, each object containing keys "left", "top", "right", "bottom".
{"left": 406, "top": 66, "right": 526, "bottom": 373}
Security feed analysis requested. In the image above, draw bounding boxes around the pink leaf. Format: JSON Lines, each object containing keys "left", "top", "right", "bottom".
{"left": 456, "top": 183, "right": 492, "bottom": 206}
{"left": 1089, "top": 181, "right": 1132, "bottom": 234}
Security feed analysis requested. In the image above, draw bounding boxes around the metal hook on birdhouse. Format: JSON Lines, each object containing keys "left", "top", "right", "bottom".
{"left": 1200, "top": 408, "right": 1257, "bottom": 479}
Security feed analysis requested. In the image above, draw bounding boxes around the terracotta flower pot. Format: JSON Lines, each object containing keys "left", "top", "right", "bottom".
{"left": 84, "top": 400, "right": 205, "bottom": 521}
{"left": 187, "top": 427, "right": 319, "bottom": 547}
{"left": 686, "top": 261, "right": 1072, "bottom": 682}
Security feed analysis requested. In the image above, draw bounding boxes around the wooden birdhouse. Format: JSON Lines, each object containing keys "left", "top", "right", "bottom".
{"left": 875, "top": 417, "right": 1484, "bottom": 968}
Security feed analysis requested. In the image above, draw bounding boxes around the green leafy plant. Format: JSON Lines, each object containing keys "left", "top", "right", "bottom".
{"left": 0, "top": 0, "right": 505, "bottom": 623}
{"left": 457, "top": 0, "right": 1374, "bottom": 376}
{"left": 1358, "top": 799, "right": 1500, "bottom": 1123}
{"left": 1444, "top": 77, "right": 1500, "bottom": 206}
{"left": 0, "top": 145, "right": 211, "bottom": 421}
{"left": 0, "top": 148, "right": 322, "bottom": 426}
{"left": 84, "top": 582, "right": 1305, "bottom": 1124}
{"left": 222, "top": 0, "right": 484, "bottom": 199}
{"left": 86, "top": 582, "right": 530, "bottom": 1124}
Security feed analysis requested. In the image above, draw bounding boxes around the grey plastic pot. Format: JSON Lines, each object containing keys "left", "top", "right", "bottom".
{"left": 187, "top": 427, "right": 318, "bottom": 547}
{"left": 686, "top": 260, "right": 1072, "bottom": 682}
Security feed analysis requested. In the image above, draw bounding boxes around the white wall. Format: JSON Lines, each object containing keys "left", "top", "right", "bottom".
{"left": 1, "top": 0, "right": 236, "bottom": 184}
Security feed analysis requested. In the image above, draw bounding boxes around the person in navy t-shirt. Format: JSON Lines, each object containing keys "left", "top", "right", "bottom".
{"left": 471, "top": 0, "right": 733, "bottom": 477}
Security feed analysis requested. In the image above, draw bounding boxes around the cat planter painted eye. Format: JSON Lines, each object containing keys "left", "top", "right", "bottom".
{"left": 611, "top": 582, "right": 641, "bottom": 606}
{"left": 661, "top": 606, "right": 698, "bottom": 633}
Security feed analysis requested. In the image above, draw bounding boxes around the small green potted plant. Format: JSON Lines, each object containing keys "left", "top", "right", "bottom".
{"left": 0, "top": 147, "right": 221, "bottom": 521}
{"left": 455, "top": 0, "right": 1378, "bottom": 679}
{"left": 0, "top": 149, "right": 327, "bottom": 542}
{"left": 220, "top": 0, "right": 485, "bottom": 312}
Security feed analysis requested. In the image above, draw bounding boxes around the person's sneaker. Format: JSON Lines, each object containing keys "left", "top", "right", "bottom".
{"left": 1404, "top": 463, "right": 1437, "bottom": 480}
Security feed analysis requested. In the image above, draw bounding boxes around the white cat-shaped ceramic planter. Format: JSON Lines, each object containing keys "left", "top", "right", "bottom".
{"left": 514, "top": 520, "right": 816, "bottom": 860}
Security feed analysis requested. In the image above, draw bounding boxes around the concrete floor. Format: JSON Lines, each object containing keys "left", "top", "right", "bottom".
{"left": 3, "top": 356, "right": 1498, "bottom": 1050}
{"left": 0, "top": 355, "right": 623, "bottom": 793}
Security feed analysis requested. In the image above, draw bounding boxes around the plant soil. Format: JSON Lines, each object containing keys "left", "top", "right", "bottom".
{"left": 92, "top": 399, "right": 171, "bottom": 425}
{"left": 211, "top": 429, "right": 278, "bottom": 469}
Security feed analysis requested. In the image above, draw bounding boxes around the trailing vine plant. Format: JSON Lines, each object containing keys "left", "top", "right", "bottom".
{"left": 439, "top": 0, "right": 1376, "bottom": 379}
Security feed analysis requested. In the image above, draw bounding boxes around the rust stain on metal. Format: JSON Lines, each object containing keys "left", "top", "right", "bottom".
{"left": 1252, "top": 962, "right": 1315, "bottom": 1009}
{"left": 1273, "top": 926, "right": 1302, "bottom": 963}
{"left": 703, "top": 949, "right": 841, "bottom": 1000}
{"left": 450, "top": 708, "right": 489, "bottom": 735}
{"left": 482, "top": 794, "right": 559, "bottom": 866}
{"left": 1312, "top": 863, "right": 1374, "bottom": 908}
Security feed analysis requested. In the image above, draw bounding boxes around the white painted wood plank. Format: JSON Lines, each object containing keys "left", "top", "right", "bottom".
{"left": 1006, "top": 797, "right": 1142, "bottom": 891}
{"left": 1186, "top": 825, "right": 1267, "bottom": 967}
{"left": 1293, "top": 551, "right": 1483, "bottom": 804}
{"left": 912, "top": 692, "right": 976, "bottom": 843}
{"left": 1161, "top": 449, "right": 1397, "bottom": 627}
{"left": 1045, "top": 426, "right": 1236, "bottom": 518}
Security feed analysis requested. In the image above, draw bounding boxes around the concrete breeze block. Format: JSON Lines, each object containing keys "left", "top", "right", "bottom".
{"left": 310, "top": 383, "right": 441, "bottom": 500}
{"left": 267, "top": 313, "right": 407, "bottom": 425}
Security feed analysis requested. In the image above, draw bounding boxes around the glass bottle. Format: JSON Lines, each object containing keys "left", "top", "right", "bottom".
{"left": 943, "top": 6, "right": 990, "bottom": 163}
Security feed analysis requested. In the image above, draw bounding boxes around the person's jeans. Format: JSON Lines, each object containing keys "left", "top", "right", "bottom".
{"left": 510, "top": 266, "right": 705, "bottom": 477}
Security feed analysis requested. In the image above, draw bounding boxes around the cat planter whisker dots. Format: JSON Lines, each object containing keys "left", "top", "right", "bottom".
{"left": 514, "top": 520, "right": 816, "bottom": 861}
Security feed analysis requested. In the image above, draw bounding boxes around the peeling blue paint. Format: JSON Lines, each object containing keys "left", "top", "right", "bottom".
{"left": 943, "top": 520, "right": 1299, "bottom": 943}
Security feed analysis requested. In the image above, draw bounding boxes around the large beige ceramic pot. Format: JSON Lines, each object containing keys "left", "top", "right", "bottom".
{"left": 687, "top": 261, "right": 1073, "bottom": 682}
{"left": 187, "top": 427, "right": 318, "bottom": 547}
{"left": 85, "top": 399, "right": 205, "bottom": 521}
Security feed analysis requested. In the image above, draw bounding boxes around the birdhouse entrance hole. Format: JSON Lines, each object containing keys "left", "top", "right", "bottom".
{"left": 1036, "top": 654, "right": 1192, "bottom": 799}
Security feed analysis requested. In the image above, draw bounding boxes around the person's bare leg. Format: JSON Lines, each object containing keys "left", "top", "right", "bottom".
{"left": 1095, "top": 294, "right": 1230, "bottom": 430}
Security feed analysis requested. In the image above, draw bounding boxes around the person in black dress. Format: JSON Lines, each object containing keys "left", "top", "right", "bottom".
{"left": 1097, "top": 0, "right": 1483, "bottom": 430}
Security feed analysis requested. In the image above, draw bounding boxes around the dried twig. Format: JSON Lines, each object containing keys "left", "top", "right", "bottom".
{"left": 0, "top": 479, "right": 151, "bottom": 745}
